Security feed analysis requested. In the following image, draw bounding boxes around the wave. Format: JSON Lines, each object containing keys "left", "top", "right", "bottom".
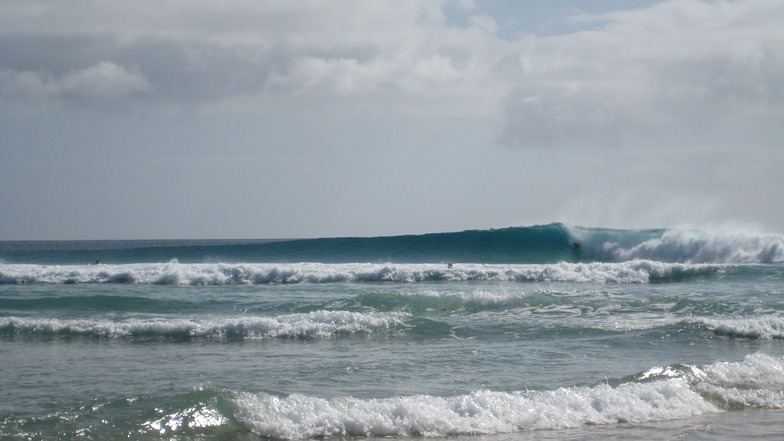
{"left": 0, "top": 311, "right": 403, "bottom": 340}
{"left": 541, "top": 315, "right": 784, "bottom": 340}
{"left": 2, "top": 223, "right": 782, "bottom": 265}
{"left": 0, "top": 260, "right": 728, "bottom": 285}
{"left": 573, "top": 225, "right": 784, "bottom": 264}
{"left": 590, "top": 314, "right": 784, "bottom": 342}
{"left": 3, "top": 354, "right": 782, "bottom": 440}
{"left": 231, "top": 354, "right": 784, "bottom": 439}
{"left": 692, "top": 316, "right": 784, "bottom": 340}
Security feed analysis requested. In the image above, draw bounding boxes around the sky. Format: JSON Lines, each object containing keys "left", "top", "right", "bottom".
{"left": 1, "top": 0, "right": 782, "bottom": 240}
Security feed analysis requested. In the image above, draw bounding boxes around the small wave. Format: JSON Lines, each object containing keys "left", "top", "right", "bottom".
{"left": 692, "top": 316, "right": 784, "bottom": 339}
{"left": 0, "top": 311, "right": 403, "bottom": 340}
{"left": 145, "top": 400, "right": 229, "bottom": 435}
{"left": 557, "top": 315, "right": 784, "bottom": 339}
{"left": 0, "top": 261, "right": 725, "bottom": 285}
{"left": 232, "top": 354, "right": 784, "bottom": 439}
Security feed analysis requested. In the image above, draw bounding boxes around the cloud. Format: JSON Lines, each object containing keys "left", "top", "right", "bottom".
{"left": 0, "top": 0, "right": 508, "bottom": 116}
{"left": 1, "top": 0, "right": 782, "bottom": 237}
{"left": 1, "top": 62, "right": 151, "bottom": 109}
{"left": 500, "top": 0, "right": 784, "bottom": 149}
{"left": 61, "top": 62, "right": 151, "bottom": 100}
{"left": 2, "top": 0, "right": 779, "bottom": 148}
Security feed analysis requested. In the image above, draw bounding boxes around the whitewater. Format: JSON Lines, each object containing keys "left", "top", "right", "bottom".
{"left": 1, "top": 223, "right": 783, "bottom": 440}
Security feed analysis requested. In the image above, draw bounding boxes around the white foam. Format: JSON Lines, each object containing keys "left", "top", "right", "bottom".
{"left": 232, "top": 354, "right": 784, "bottom": 439}
{"left": 0, "top": 311, "right": 403, "bottom": 339}
{"left": 233, "top": 381, "right": 714, "bottom": 439}
{"left": 690, "top": 353, "right": 784, "bottom": 409}
{"left": 693, "top": 316, "right": 784, "bottom": 339}
{"left": 595, "top": 228, "right": 784, "bottom": 263}
{"left": 0, "top": 260, "right": 724, "bottom": 285}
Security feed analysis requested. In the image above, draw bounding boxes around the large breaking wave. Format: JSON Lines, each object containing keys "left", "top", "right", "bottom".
{"left": 1, "top": 223, "right": 782, "bottom": 267}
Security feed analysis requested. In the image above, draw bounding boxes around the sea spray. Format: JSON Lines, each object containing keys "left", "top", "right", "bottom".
{"left": 583, "top": 227, "right": 784, "bottom": 263}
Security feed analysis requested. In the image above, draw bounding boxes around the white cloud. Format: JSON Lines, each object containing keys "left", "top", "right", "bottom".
{"left": 500, "top": 0, "right": 784, "bottom": 149}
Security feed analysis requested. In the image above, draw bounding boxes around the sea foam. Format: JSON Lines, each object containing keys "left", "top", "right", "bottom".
{"left": 232, "top": 354, "right": 784, "bottom": 439}
{"left": 0, "top": 260, "right": 724, "bottom": 285}
{"left": 587, "top": 228, "right": 784, "bottom": 264}
{"left": 0, "top": 311, "right": 403, "bottom": 339}
{"left": 693, "top": 316, "right": 784, "bottom": 339}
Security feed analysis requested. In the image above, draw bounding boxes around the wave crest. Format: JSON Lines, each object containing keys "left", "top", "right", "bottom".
{"left": 0, "top": 261, "right": 725, "bottom": 285}
{"left": 582, "top": 227, "right": 784, "bottom": 263}
{"left": 692, "top": 316, "right": 784, "bottom": 339}
{"left": 0, "top": 311, "right": 403, "bottom": 340}
{"left": 232, "top": 354, "right": 784, "bottom": 439}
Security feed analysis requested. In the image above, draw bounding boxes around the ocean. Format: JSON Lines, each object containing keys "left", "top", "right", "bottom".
{"left": 1, "top": 223, "right": 783, "bottom": 440}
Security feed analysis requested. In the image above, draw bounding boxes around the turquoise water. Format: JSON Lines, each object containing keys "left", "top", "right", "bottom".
{"left": 1, "top": 224, "right": 783, "bottom": 440}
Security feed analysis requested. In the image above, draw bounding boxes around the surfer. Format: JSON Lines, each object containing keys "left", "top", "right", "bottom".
{"left": 572, "top": 243, "right": 581, "bottom": 249}
{"left": 447, "top": 262, "right": 453, "bottom": 269}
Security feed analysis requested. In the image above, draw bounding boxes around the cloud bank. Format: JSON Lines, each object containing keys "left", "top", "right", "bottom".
{"left": 2, "top": 0, "right": 781, "bottom": 146}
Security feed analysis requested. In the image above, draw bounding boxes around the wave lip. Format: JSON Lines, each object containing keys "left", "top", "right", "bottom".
{"left": 232, "top": 354, "right": 784, "bottom": 439}
{"left": 0, "top": 311, "right": 403, "bottom": 340}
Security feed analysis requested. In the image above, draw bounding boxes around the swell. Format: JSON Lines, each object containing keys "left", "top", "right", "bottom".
{"left": 0, "top": 224, "right": 577, "bottom": 265}
{"left": 0, "top": 295, "right": 209, "bottom": 314}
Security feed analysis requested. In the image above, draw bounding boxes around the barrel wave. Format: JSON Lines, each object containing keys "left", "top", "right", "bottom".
{"left": 2, "top": 223, "right": 782, "bottom": 265}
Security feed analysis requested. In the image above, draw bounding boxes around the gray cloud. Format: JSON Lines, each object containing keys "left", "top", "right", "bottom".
{"left": 500, "top": 0, "right": 784, "bottom": 149}
{"left": 0, "top": 0, "right": 507, "bottom": 116}
{"left": 1, "top": 61, "right": 150, "bottom": 106}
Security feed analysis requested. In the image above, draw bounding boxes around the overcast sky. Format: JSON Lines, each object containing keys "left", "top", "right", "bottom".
{"left": 1, "top": 0, "right": 782, "bottom": 239}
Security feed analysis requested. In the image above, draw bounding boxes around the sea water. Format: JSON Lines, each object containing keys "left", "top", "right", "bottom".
{"left": 1, "top": 224, "right": 783, "bottom": 440}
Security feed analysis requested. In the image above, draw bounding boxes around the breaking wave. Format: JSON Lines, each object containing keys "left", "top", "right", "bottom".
{"left": 2, "top": 223, "right": 782, "bottom": 265}
{"left": 231, "top": 354, "right": 784, "bottom": 439}
{"left": 573, "top": 225, "right": 784, "bottom": 264}
{"left": 0, "top": 311, "right": 403, "bottom": 340}
{"left": 0, "top": 260, "right": 727, "bottom": 285}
